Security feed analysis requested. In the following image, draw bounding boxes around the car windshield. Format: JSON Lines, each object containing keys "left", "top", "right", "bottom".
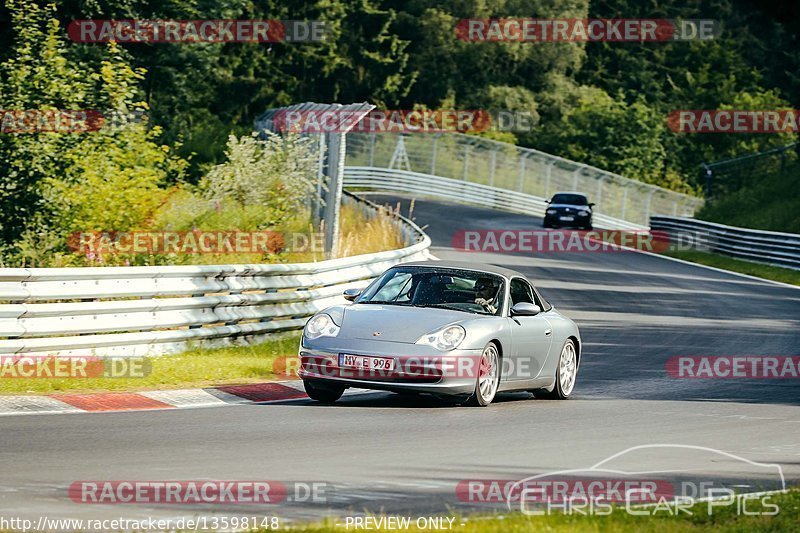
{"left": 551, "top": 194, "right": 589, "bottom": 205}
{"left": 357, "top": 268, "right": 505, "bottom": 316}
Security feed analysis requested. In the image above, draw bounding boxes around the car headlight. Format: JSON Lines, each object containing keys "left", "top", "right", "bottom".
{"left": 304, "top": 313, "right": 340, "bottom": 340}
{"left": 416, "top": 325, "right": 466, "bottom": 351}
{"left": 578, "top": 209, "right": 590, "bottom": 216}
{"left": 546, "top": 209, "right": 557, "bottom": 215}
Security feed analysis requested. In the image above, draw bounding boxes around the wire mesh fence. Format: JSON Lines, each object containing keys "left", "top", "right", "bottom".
{"left": 701, "top": 142, "right": 798, "bottom": 198}
{"left": 345, "top": 131, "right": 704, "bottom": 226}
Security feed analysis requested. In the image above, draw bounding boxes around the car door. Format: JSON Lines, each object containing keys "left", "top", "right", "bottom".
{"left": 507, "top": 277, "right": 553, "bottom": 381}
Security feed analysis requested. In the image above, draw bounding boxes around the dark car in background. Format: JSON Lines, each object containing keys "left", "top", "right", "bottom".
{"left": 543, "top": 192, "right": 594, "bottom": 230}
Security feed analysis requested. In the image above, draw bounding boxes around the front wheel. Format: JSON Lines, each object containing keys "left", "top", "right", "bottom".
{"left": 303, "top": 380, "right": 345, "bottom": 403}
{"left": 534, "top": 339, "right": 578, "bottom": 400}
{"left": 466, "top": 342, "right": 501, "bottom": 407}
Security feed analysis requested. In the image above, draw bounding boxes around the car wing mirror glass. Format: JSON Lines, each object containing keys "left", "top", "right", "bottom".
{"left": 343, "top": 288, "right": 362, "bottom": 302}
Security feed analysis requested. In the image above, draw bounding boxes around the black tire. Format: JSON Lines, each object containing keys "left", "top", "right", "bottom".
{"left": 466, "top": 342, "right": 501, "bottom": 407}
{"left": 303, "top": 380, "right": 345, "bottom": 403}
{"left": 532, "top": 339, "right": 577, "bottom": 400}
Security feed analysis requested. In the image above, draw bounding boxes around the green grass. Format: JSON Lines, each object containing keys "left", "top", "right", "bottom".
{"left": 0, "top": 489, "right": 796, "bottom": 532}
{"left": 0, "top": 332, "right": 301, "bottom": 395}
{"left": 280, "top": 489, "right": 799, "bottom": 532}
{"left": 662, "top": 249, "right": 800, "bottom": 286}
{"left": 697, "top": 162, "right": 800, "bottom": 234}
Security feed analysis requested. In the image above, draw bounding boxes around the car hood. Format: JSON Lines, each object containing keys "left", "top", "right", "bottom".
{"left": 335, "top": 304, "right": 470, "bottom": 343}
{"left": 548, "top": 203, "right": 591, "bottom": 210}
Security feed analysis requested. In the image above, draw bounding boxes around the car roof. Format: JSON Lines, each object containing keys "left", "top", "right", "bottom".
{"left": 551, "top": 191, "right": 588, "bottom": 197}
{"left": 395, "top": 260, "right": 524, "bottom": 280}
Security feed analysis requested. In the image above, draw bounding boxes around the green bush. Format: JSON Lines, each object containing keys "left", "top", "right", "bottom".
{"left": 0, "top": 1, "right": 188, "bottom": 267}
{"left": 200, "top": 133, "right": 318, "bottom": 224}
{"left": 697, "top": 162, "right": 800, "bottom": 233}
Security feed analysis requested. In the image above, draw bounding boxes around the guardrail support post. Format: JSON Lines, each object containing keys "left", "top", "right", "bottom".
{"left": 517, "top": 153, "right": 526, "bottom": 192}
{"left": 313, "top": 133, "right": 326, "bottom": 224}
{"left": 621, "top": 183, "right": 629, "bottom": 220}
{"left": 368, "top": 133, "right": 376, "bottom": 167}
{"left": 430, "top": 134, "right": 439, "bottom": 175}
{"left": 462, "top": 144, "right": 470, "bottom": 181}
{"left": 489, "top": 149, "right": 497, "bottom": 187}
{"left": 322, "top": 132, "right": 346, "bottom": 258}
{"left": 645, "top": 188, "right": 656, "bottom": 223}
{"left": 572, "top": 166, "right": 582, "bottom": 190}
{"left": 595, "top": 176, "right": 604, "bottom": 212}
{"left": 544, "top": 161, "right": 553, "bottom": 197}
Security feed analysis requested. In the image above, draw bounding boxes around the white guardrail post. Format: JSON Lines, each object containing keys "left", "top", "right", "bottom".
{"left": 0, "top": 193, "right": 432, "bottom": 358}
{"left": 650, "top": 216, "right": 800, "bottom": 270}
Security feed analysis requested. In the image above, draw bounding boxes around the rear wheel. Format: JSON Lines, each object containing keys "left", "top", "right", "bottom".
{"left": 533, "top": 339, "right": 577, "bottom": 400}
{"left": 466, "top": 342, "right": 500, "bottom": 407}
{"left": 303, "top": 380, "right": 345, "bottom": 403}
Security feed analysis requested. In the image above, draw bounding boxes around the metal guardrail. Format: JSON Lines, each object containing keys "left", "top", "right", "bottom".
{"left": 650, "top": 216, "right": 800, "bottom": 270}
{"left": 344, "top": 166, "right": 647, "bottom": 230}
{"left": 345, "top": 131, "right": 704, "bottom": 226}
{"left": 0, "top": 194, "right": 432, "bottom": 357}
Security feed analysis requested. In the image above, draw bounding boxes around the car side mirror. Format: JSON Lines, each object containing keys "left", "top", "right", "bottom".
{"left": 588, "top": 202, "right": 595, "bottom": 207}
{"left": 545, "top": 199, "right": 551, "bottom": 204}
{"left": 511, "top": 302, "right": 541, "bottom": 316}
{"left": 343, "top": 288, "right": 362, "bottom": 302}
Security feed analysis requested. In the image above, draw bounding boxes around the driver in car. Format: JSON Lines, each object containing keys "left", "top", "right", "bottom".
{"left": 474, "top": 277, "right": 500, "bottom": 314}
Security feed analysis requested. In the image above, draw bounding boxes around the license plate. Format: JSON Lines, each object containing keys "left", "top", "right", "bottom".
{"left": 559, "top": 216, "right": 574, "bottom": 221}
{"left": 339, "top": 354, "right": 395, "bottom": 371}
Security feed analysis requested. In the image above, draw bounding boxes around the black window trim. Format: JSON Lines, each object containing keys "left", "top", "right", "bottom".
{"left": 509, "top": 276, "right": 552, "bottom": 312}
{"left": 509, "top": 277, "right": 534, "bottom": 306}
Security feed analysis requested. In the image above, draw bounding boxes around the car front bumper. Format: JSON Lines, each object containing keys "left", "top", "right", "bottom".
{"left": 298, "top": 336, "right": 483, "bottom": 396}
{"left": 544, "top": 213, "right": 592, "bottom": 227}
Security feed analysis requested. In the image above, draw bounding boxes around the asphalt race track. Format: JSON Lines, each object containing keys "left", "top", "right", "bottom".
{"left": 1, "top": 194, "right": 799, "bottom": 524}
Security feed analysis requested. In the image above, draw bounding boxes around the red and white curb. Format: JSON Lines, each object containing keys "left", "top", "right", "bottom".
{"left": 0, "top": 381, "right": 373, "bottom": 417}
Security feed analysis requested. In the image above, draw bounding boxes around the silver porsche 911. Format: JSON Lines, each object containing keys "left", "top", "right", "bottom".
{"left": 298, "top": 261, "right": 581, "bottom": 406}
